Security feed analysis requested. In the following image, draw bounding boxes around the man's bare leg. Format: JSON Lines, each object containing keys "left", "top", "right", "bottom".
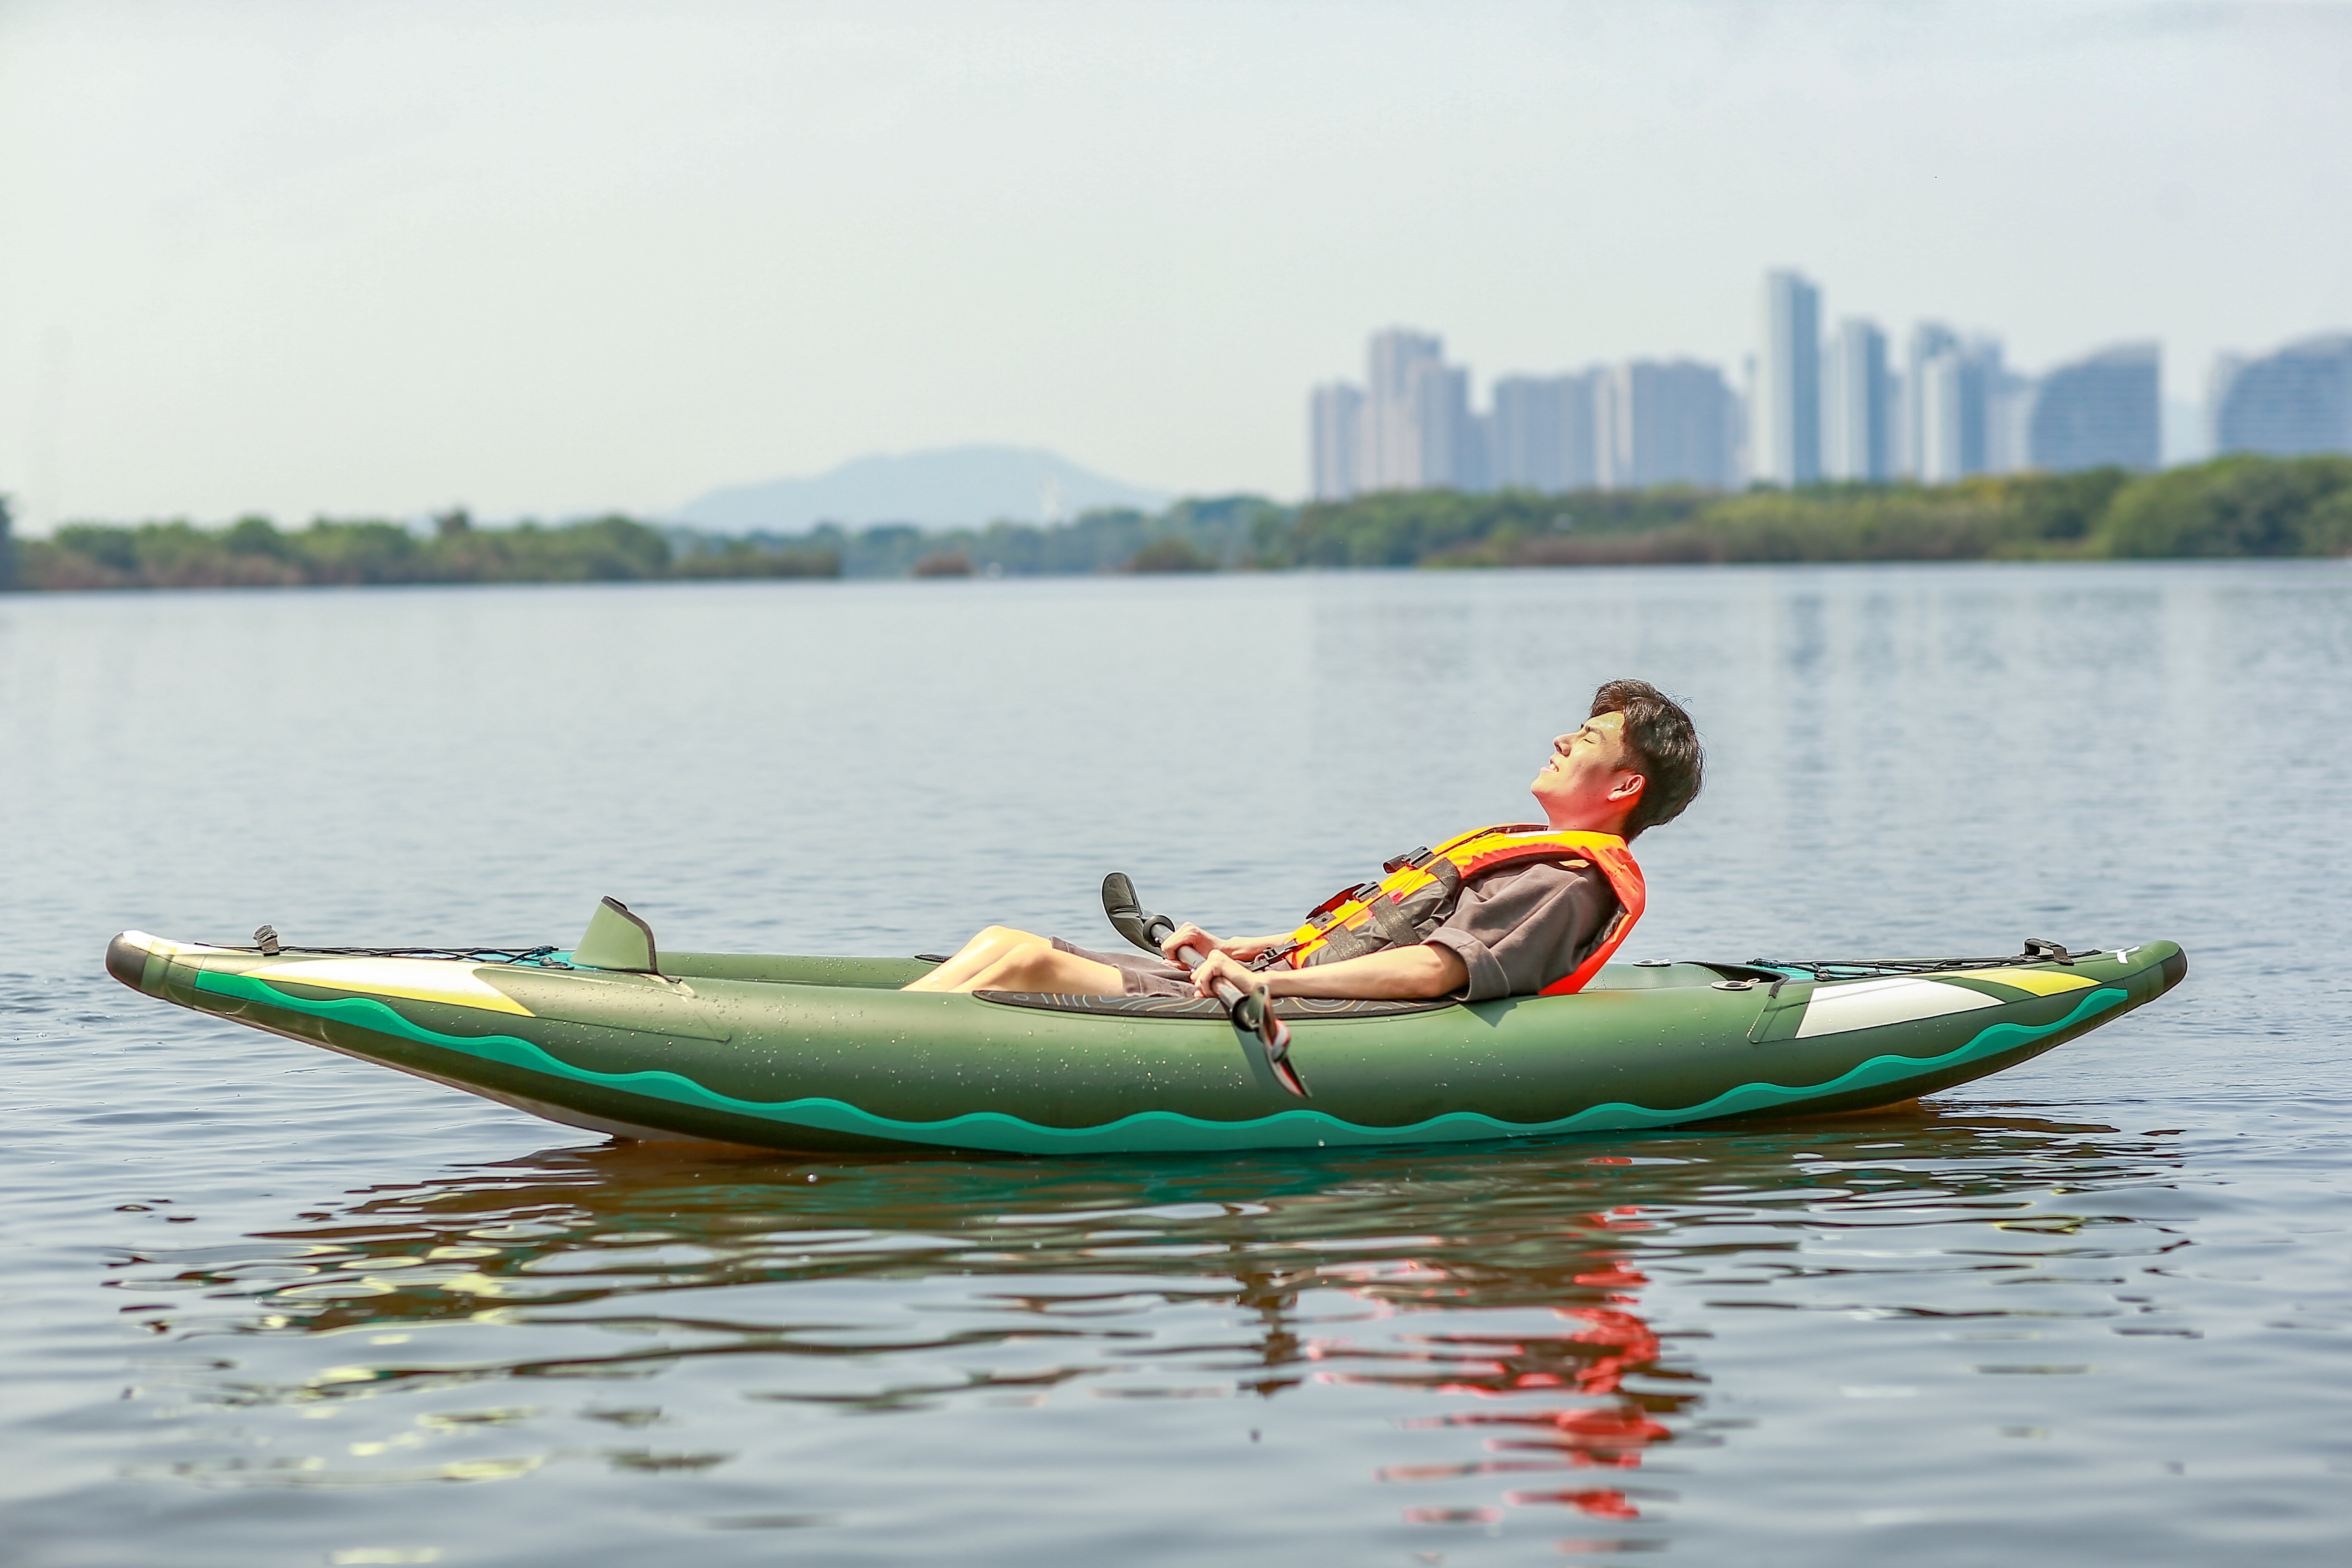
{"left": 904, "top": 926, "right": 1037, "bottom": 990}
{"left": 902, "top": 926, "right": 1128, "bottom": 995}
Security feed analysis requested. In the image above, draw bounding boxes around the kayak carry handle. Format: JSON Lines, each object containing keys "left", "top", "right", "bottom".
{"left": 1101, "top": 872, "right": 1307, "bottom": 1098}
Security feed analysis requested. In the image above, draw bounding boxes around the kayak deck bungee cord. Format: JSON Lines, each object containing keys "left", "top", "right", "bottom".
{"left": 104, "top": 894, "right": 2188, "bottom": 1157}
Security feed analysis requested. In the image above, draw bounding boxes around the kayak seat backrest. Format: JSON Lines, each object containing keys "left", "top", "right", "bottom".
{"left": 975, "top": 990, "right": 1453, "bottom": 1021}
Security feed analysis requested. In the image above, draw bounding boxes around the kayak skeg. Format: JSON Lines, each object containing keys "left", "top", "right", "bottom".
{"left": 103, "top": 903, "right": 2188, "bottom": 1158}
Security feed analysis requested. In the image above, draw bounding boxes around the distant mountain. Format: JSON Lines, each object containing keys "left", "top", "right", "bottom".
{"left": 673, "top": 446, "right": 1172, "bottom": 534}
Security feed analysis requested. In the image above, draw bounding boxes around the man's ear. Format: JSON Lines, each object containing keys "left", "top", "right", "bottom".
{"left": 1608, "top": 771, "right": 1646, "bottom": 804}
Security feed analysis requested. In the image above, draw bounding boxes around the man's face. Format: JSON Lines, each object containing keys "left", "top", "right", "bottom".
{"left": 1530, "top": 710, "right": 1641, "bottom": 828}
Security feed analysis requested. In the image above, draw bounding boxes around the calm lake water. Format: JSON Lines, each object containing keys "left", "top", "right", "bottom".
{"left": 3, "top": 563, "right": 2348, "bottom": 1566}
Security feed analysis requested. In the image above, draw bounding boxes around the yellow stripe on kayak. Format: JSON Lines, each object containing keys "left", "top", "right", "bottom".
{"left": 1934, "top": 968, "right": 2099, "bottom": 996}
{"left": 256, "top": 959, "right": 536, "bottom": 1016}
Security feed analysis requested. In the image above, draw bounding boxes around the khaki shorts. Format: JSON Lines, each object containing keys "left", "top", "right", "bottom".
{"left": 1050, "top": 938, "right": 1196, "bottom": 998}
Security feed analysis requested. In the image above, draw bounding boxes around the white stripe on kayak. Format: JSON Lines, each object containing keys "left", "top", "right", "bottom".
{"left": 1794, "top": 976, "right": 2002, "bottom": 1039}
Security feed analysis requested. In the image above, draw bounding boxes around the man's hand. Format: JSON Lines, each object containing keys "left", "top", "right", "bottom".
{"left": 1186, "top": 949, "right": 1264, "bottom": 999}
{"left": 1191, "top": 944, "right": 1468, "bottom": 1002}
{"left": 1160, "top": 924, "right": 1279, "bottom": 967}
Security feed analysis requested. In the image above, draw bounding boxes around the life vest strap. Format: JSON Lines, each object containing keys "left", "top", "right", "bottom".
{"left": 1357, "top": 891, "right": 1422, "bottom": 950}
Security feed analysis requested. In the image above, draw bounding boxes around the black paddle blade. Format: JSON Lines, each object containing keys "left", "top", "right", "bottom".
{"left": 1101, "top": 872, "right": 1175, "bottom": 956}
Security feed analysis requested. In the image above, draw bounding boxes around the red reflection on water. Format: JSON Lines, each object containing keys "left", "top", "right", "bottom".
{"left": 1351, "top": 1209, "right": 1682, "bottom": 1529}
{"left": 1504, "top": 1487, "right": 1640, "bottom": 1519}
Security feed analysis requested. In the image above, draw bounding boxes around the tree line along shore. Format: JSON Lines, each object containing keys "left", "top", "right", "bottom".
{"left": 3, "top": 453, "right": 2348, "bottom": 593}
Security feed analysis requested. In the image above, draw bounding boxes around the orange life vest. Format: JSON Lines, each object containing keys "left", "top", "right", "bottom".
{"left": 1259, "top": 824, "right": 1646, "bottom": 997}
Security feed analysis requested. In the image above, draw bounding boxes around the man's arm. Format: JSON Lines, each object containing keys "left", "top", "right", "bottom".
{"left": 1157, "top": 922, "right": 1282, "bottom": 964}
{"left": 1188, "top": 944, "right": 1467, "bottom": 1002}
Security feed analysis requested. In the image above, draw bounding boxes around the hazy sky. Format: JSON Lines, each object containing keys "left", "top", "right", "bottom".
{"left": 2, "top": 0, "right": 2348, "bottom": 529}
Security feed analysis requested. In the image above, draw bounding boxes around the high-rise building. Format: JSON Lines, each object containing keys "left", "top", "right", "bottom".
{"left": 1365, "top": 328, "right": 1446, "bottom": 490}
{"left": 1308, "top": 382, "right": 1364, "bottom": 501}
{"left": 1489, "top": 372, "right": 1601, "bottom": 492}
{"left": 1737, "top": 353, "right": 1757, "bottom": 484}
{"left": 1916, "top": 351, "right": 1971, "bottom": 482}
{"left": 1458, "top": 407, "right": 1493, "bottom": 494}
{"left": 1886, "top": 368, "right": 1907, "bottom": 476}
{"left": 1306, "top": 329, "right": 1482, "bottom": 497}
{"left": 1756, "top": 270, "right": 1821, "bottom": 485}
{"left": 1901, "top": 323, "right": 1959, "bottom": 479}
{"left": 1406, "top": 358, "right": 1475, "bottom": 491}
{"left": 1489, "top": 375, "right": 1561, "bottom": 491}
{"left": 2212, "top": 334, "right": 2352, "bottom": 456}
{"left": 1984, "top": 361, "right": 2033, "bottom": 476}
{"left": 1597, "top": 361, "right": 1739, "bottom": 491}
{"left": 2025, "top": 343, "right": 2161, "bottom": 473}
{"left": 1908, "top": 335, "right": 2013, "bottom": 482}
{"left": 1821, "top": 318, "right": 1891, "bottom": 481}
{"left": 2205, "top": 353, "right": 2247, "bottom": 453}
{"left": 1559, "top": 374, "right": 1601, "bottom": 491}
{"left": 1914, "top": 338, "right": 1989, "bottom": 482}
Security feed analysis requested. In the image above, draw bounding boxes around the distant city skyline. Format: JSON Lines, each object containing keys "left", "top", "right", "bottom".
{"left": 1306, "top": 262, "right": 2349, "bottom": 499}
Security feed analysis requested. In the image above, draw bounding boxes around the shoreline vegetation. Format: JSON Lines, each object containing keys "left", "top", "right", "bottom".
{"left": 3, "top": 454, "right": 2348, "bottom": 593}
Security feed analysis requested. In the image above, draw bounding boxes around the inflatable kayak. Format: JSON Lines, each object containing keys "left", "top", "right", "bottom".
{"left": 103, "top": 902, "right": 2186, "bottom": 1157}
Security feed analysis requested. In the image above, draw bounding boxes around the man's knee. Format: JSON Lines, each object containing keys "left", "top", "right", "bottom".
{"left": 986, "top": 945, "right": 1061, "bottom": 989}
{"left": 1001, "top": 944, "right": 1117, "bottom": 995}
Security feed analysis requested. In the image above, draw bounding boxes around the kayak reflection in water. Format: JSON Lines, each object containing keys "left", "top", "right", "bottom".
{"left": 902, "top": 679, "right": 1703, "bottom": 1004}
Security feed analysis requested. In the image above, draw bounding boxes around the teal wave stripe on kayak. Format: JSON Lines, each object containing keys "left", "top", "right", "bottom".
{"left": 198, "top": 970, "right": 2125, "bottom": 1155}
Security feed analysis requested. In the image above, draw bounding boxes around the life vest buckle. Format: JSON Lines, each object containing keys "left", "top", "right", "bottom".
{"left": 1304, "top": 881, "right": 1382, "bottom": 921}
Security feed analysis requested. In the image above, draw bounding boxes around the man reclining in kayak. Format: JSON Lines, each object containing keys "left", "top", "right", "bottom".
{"left": 904, "top": 678, "right": 1702, "bottom": 1003}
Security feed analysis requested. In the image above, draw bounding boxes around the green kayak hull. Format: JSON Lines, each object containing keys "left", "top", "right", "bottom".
{"left": 104, "top": 931, "right": 2186, "bottom": 1157}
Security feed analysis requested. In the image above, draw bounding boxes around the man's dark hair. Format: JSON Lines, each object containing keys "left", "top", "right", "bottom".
{"left": 1589, "top": 679, "right": 1702, "bottom": 838}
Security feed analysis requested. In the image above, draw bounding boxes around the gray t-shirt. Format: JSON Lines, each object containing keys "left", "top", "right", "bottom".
{"left": 1422, "top": 858, "right": 1619, "bottom": 1002}
{"left": 1058, "top": 858, "right": 1617, "bottom": 1003}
